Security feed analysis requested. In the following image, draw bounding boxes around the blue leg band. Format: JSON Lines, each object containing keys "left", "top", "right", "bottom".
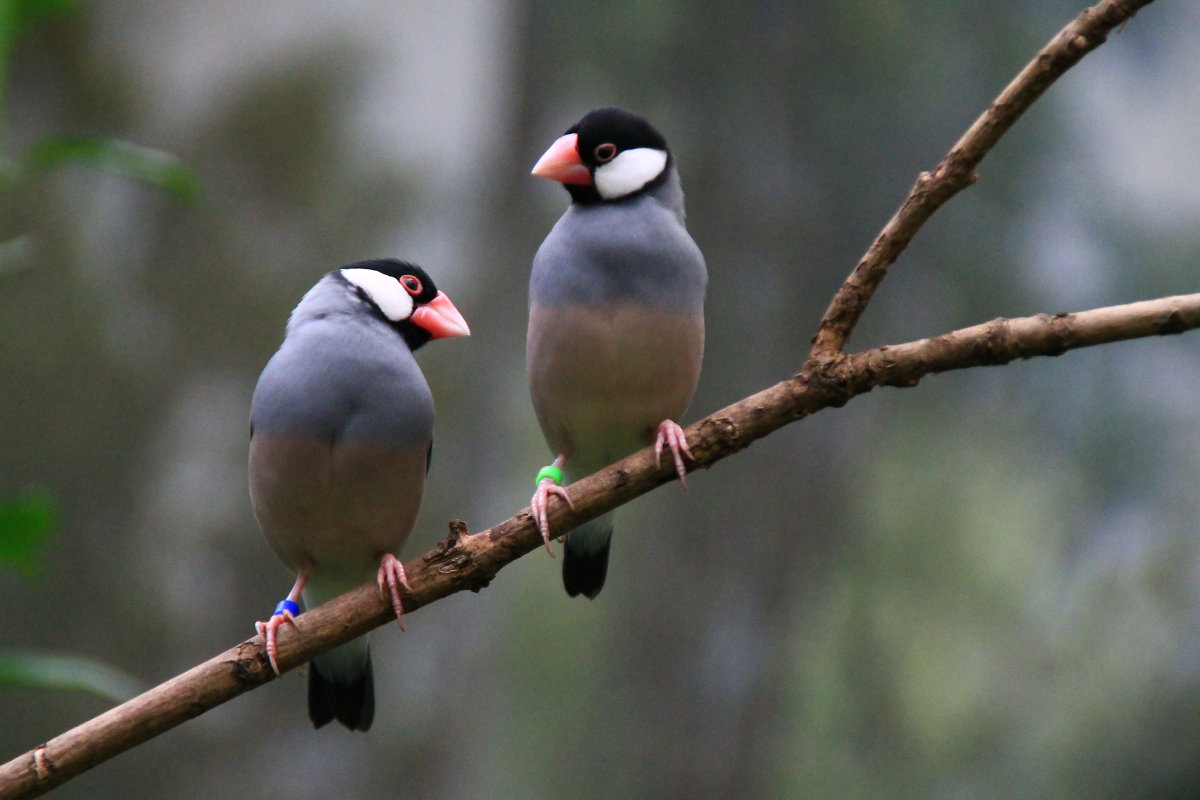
{"left": 273, "top": 599, "right": 300, "bottom": 617}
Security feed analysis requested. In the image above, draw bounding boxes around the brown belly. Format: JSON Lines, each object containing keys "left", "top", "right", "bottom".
{"left": 527, "top": 302, "right": 703, "bottom": 473}
{"left": 248, "top": 433, "right": 427, "bottom": 583}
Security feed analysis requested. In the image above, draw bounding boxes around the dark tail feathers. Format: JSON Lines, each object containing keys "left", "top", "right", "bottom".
{"left": 308, "top": 651, "right": 375, "bottom": 731}
{"left": 563, "top": 515, "right": 614, "bottom": 599}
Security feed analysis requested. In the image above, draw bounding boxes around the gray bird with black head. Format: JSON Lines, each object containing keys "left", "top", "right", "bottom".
{"left": 249, "top": 258, "right": 469, "bottom": 731}
{"left": 528, "top": 107, "right": 707, "bottom": 599}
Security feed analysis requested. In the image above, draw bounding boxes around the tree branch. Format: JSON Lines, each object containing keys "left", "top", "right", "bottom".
{"left": 811, "top": 0, "right": 1155, "bottom": 356}
{"left": 0, "top": 0, "right": 1165, "bottom": 797}
{"left": 4, "top": 291, "right": 1196, "bottom": 799}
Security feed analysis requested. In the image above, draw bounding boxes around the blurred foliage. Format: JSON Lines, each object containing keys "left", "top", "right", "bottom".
{"left": 0, "top": 0, "right": 73, "bottom": 50}
{"left": 0, "top": 0, "right": 75, "bottom": 190}
{"left": 0, "top": 0, "right": 193, "bottom": 715}
{"left": 0, "top": 648, "right": 144, "bottom": 702}
{"left": 23, "top": 137, "right": 201, "bottom": 202}
{"left": 0, "top": 0, "right": 199, "bottom": 269}
{"left": 0, "top": 492, "right": 55, "bottom": 577}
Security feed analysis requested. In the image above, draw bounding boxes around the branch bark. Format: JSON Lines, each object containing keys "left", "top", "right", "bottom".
{"left": 0, "top": 0, "right": 1165, "bottom": 797}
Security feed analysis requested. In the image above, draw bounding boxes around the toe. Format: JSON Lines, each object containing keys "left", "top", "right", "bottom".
{"left": 531, "top": 482, "right": 563, "bottom": 556}
{"left": 263, "top": 618, "right": 282, "bottom": 675}
{"left": 655, "top": 420, "right": 693, "bottom": 486}
{"left": 377, "top": 554, "right": 409, "bottom": 630}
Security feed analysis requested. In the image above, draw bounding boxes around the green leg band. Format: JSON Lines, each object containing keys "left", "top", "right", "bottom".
{"left": 535, "top": 465, "right": 564, "bottom": 488}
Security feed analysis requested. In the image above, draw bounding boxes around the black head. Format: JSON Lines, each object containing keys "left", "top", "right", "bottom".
{"left": 533, "top": 107, "right": 673, "bottom": 204}
{"left": 338, "top": 258, "right": 469, "bottom": 350}
{"left": 569, "top": 107, "right": 669, "bottom": 170}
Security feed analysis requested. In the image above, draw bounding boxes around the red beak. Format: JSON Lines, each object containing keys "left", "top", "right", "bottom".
{"left": 410, "top": 291, "right": 470, "bottom": 339}
{"left": 531, "top": 133, "right": 592, "bottom": 186}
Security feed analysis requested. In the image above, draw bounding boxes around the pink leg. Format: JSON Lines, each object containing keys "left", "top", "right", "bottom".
{"left": 377, "top": 553, "right": 413, "bottom": 630}
{"left": 255, "top": 572, "right": 308, "bottom": 675}
{"left": 531, "top": 453, "right": 574, "bottom": 556}
{"left": 654, "top": 419, "right": 694, "bottom": 489}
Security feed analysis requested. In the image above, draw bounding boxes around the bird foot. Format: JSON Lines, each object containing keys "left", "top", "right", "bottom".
{"left": 377, "top": 553, "right": 412, "bottom": 630}
{"left": 255, "top": 573, "right": 308, "bottom": 675}
{"left": 654, "top": 419, "right": 694, "bottom": 489}
{"left": 531, "top": 480, "right": 574, "bottom": 556}
{"left": 255, "top": 610, "right": 299, "bottom": 675}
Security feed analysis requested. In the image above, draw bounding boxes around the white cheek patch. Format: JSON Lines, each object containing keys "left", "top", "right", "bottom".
{"left": 594, "top": 147, "right": 669, "bottom": 200}
{"left": 341, "top": 268, "right": 414, "bottom": 321}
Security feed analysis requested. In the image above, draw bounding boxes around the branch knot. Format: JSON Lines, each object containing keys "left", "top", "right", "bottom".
{"left": 423, "top": 520, "right": 491, "bottom": 592}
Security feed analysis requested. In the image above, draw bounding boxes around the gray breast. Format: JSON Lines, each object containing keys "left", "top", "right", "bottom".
{"left": 530, "top": 191, "right": 707, "bottom": 314}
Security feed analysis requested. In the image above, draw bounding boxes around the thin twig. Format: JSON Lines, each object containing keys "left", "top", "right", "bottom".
{"left": 810, "top": 0, "right": 1156, "bottom": 356}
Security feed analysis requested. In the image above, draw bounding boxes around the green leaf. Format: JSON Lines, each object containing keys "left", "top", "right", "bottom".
{"left": 25, "top": 137, "right": 202, "bottom": 203}
{"left": 0, "top": 492, "right": 56, "bottom": 576}
{"left": 0, "top": 649, "right": 145, "bottom": 702}
{"left": 14, "top": 0, "right": 73, "bottom": 22}
{"left": 1, "top": 0, "right": 74, "bottom": 45}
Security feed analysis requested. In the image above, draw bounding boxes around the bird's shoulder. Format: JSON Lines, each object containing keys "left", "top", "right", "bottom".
{"left": 250, "top": 316, "right": 432, "bottom": 439}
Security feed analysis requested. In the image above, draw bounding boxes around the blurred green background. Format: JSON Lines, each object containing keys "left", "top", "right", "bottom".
{"left": 3, "top": 1, "right": 1199, "bottom": 798}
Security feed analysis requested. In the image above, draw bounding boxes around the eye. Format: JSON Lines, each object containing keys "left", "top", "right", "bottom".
{"left": 400, "top": 275, "right": 423, "bottom": 296}
{"left": 594, "top": 143, "right": 617, "bottom": 163}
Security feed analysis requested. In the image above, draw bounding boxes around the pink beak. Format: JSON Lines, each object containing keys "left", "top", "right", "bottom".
{"left": 531, "top": 133, "right": 592, "bottom": 186}
{"left": 410, "top": 291, "right": 470, "bottom": 339}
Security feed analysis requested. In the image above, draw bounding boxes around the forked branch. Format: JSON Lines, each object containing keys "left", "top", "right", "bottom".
{"left": 811, "top": 0, "right": 1155, "bottom": 355}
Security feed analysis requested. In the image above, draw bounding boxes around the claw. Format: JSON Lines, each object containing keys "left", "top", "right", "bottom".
{"left": 531, "top": 480, "right": 575, "bottom": 556}
{"left": 530, "top": 454, "right": 572, "bottom": 555}
{"left": 377, "top": 553, "right": 412, "bottom": 630}
{"left": 654, "top": 419, "right": 694, "bottom": 489}
{"left": 255, "top": 611, "right": 299, "bottom": 675}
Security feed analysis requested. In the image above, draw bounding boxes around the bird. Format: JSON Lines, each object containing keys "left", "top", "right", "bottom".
{"left": 248, "top": 257, "right": 469, "bottom": 731}
{"left": 527, "top": 106, "right": 707, "bottom": 599}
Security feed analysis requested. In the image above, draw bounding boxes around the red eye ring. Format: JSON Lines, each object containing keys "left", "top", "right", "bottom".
{"left": 400, "top": 275, "right": 423, "bottom": 296}
{"left": 594, "top": 143, "right": 617, "bottom": 163}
